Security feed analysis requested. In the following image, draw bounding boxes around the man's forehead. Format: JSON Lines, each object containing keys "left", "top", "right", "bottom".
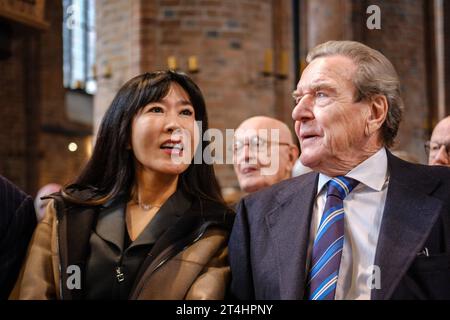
{"left": 296, "top": 77, "right": 336, "bottom": 91}
{"left": 432, "top": 117, "right": 450, "bottom": 141}
{"left": 296, "top": 56, "right": 356, "bottom": 90}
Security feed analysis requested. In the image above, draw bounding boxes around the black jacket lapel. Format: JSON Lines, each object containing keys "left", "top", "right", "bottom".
{"left": 52, "top": 196, "right": 99, "bottom": 300}
{"left": 266, "top": 173, "right": 318, "bottom": 299}
{"left": 372, "top": 153, "right": 444, "bottom": 300}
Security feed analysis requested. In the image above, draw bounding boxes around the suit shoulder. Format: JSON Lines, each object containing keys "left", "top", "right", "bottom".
{"left": 242, "top": 172, "right": 317, "bottom": 209}
{"left": 0, "top": 176, "right": 33, "bottom": 220}
{"left": 396, "top": 158, "right": 450, "bottom": 181}
{"left": 0, "top": 175, "right": 29, "bottom": 203}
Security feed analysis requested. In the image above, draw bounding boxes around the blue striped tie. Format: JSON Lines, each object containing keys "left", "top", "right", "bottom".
{"left": 306, "top": 176, "right": 359, "bottom": 300}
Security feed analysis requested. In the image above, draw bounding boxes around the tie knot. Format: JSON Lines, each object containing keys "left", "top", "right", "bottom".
{"left": 326, "top": 176, "right": 359, "bottom": 200}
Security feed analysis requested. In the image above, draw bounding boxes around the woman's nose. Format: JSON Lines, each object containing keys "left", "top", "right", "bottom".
{"left": 164, "top": 114, "right": 182, "bottom": 133}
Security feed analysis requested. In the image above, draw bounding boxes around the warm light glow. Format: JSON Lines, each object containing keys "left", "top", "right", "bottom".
{"left": 188, "top": 56, "right": 199, "bottom": 72}
{"left": 263, "top": 49, "right": 273, "bottom": 74}
{"left": 68, "top": 142, "right": 78, "bottom": 152}
{"left": 279, "top": 50, "right": 289, "bottom": 77}
{"left": 167, "top": 56, "right": 177, "bottom": 70}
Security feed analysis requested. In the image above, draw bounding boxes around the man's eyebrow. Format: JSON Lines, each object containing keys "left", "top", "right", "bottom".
{"left": 293, "top": 81, "right": 337, "bottom": 97}
{"left": 431, "top": 139, "right": 450, "bottom": 145}
{"left": 309, "top": 81, "right": 337, "bottom": 91}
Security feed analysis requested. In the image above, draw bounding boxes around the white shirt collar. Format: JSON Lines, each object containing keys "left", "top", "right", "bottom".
{"left": 317, "top": 147, "right": 389, "bottom": 195}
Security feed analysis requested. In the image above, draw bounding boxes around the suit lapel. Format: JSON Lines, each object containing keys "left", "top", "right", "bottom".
{"left": 266, "top": 173, "right": 318, "bottom": 299}
{"left": 372, "top": 153, "right": 444, "bottom": 300}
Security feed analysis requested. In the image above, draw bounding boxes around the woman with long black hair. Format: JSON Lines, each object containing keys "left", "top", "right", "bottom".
{"left": 12, "top": 71, "right": 234, "bottom": 300}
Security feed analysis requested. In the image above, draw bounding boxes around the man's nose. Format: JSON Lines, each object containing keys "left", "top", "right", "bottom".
{"left": 431, "top": 145, "right": 449, "bottom": 166}
{"left": 292, "top": 95, "right": 314, "bottom": 122}
{"left": 237, "top": 144, "right": 257, "bottom": 165}
{"left": 242, "top": 144, "right": 253, "bottom": 162}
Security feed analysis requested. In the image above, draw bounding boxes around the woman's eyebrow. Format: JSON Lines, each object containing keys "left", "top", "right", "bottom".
{"left": 158, "top": 98, "right": 192, "bottom": 106}
{"left": 177, "top": 99, "right": 192, "bottom": 106}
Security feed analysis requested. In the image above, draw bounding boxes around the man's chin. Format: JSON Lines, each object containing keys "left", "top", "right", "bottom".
{"left": 299, "top": 153, "right": 320, "bottom": 170}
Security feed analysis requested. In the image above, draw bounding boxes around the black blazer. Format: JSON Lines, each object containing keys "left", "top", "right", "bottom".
{"left": 0, "top": 175, "right": 36, "bottom": 299}
{"left": 229, "top": 152, "right": 450, "bottom": 300}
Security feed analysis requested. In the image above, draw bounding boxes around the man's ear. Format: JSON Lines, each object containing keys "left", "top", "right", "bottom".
{"left": 366, "top": 95, "right": 388, "bottom": 136}
{"left": 289, "top": 145, "right": 300, "bottom": 163}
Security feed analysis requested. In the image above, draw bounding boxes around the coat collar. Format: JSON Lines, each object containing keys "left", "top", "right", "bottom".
{"left": 94, "top": 189, "right": 190, "bottom": 251}
{"left": 266, "top": 172, "right": 318, "bottom": 299}
{"left": 371, "top": 151, "right": 445, "bottom": 300}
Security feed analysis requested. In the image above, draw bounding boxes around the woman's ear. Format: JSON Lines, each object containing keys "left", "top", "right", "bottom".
{"left": 366, "top": 94, "right": 388, "bottom": 136}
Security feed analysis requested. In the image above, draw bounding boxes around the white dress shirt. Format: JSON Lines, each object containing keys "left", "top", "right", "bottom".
{"left": 306, "top": 147, "right": 389, "bottom": 300}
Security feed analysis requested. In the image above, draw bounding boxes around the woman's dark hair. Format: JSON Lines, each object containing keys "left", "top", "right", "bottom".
{"left": 62, "top": 70, "right": 224, "bottom": 206}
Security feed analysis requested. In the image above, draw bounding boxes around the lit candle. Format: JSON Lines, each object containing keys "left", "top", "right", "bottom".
{"left": 263, "top": 49, "right": 273, "bottom": 75}
{"left": 167, "top": 56, "right": 177, "bottom": 70}
{"left": 188, "top": 56, "right": 199, "bottom": 73}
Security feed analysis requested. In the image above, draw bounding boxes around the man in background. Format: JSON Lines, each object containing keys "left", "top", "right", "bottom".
{"left": 427, "top": 116, "right": 450, "bottom": 167}
{"left": 230, "top": 40, "right": 450, "bottom": 300}
{"left": 0, "top": 175, "right": 36, "bottom": 299}
{"left": 233, "top": 116, "right": 299, "bottom": 194}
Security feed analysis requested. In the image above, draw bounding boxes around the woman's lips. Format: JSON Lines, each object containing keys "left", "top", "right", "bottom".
{"left": 160, "top": 140, "right": 184, "bottom": 156}
{"left": 161, "top": 147, "right": 183, "bottom": 156}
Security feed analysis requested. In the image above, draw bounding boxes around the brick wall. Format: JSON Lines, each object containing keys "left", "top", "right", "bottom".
{"left": 303, "top": 0, "right": 431, "bottom": 163}
{"left": 0, "top": 0, "right": 442, "bottom": 194}
{"left": 0, "top": 27, "right": 27, "bottom": 188}
{"left": 38, "top": 1, "right": 92, "bottom": 190}
{"left": 95, "top": 0, "right": 294, "bottom": 189}
{"left": 0, "top": 0, "right": 92, "bottom": 195}
{"left": 361, "top": 0, "right": 429, "bottom": 163}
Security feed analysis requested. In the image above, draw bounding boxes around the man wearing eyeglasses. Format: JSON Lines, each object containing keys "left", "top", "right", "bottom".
{"left": 426, "top": 116, "right": 450, "bottom": 166}
{"left": 233, "top": 116, "right": 299, "bottom": 194}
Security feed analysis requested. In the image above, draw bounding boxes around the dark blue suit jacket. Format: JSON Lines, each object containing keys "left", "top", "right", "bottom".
{"left": 0, "top": 176, "right": 36, "bottom": 299}
{"left": 229, "top": 152, "right": 450, "bottom": 299}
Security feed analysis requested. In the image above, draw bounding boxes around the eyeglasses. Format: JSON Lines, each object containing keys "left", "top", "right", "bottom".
{"left": 233, "top": 136, "right": 291, "bottom": 154}
{"left": 424, "top": 141, "right": 450, "bottom": 158}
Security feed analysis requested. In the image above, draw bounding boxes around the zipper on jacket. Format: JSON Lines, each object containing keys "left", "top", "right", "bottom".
{"left": 115, "top": 266, "right": 125, "bottom": 283}
{"left": 116, "top": 252, "right": 126, "bottom": 283}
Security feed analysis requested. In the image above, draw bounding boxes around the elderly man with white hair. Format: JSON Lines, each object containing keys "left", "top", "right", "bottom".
{"left": 229, "top": 40, "right": 450, "bottom": 300}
